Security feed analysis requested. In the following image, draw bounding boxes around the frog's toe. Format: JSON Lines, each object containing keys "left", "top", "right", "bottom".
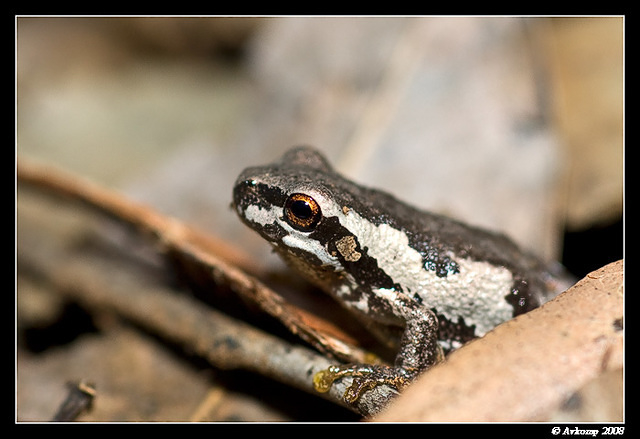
{"left": 313, "top": 364, "right": 416, "bottom": 404}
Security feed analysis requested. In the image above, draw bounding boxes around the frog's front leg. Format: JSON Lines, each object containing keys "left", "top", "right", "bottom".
{"left": 314, "top": 300, "right": 444, "bottom": 404}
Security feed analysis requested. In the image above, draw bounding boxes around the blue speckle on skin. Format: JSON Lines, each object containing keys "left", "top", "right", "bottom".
{"left": 423, "top": 250, "right": 460, "bottom": 278}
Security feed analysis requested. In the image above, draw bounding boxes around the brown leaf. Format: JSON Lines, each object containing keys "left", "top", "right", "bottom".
{"left": 374, "top": 260, "right": 623, "bottom": 422}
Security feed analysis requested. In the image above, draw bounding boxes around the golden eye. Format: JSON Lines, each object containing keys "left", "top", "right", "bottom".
{"left": 284, "top": 193, "right": 322, "bottom": 231}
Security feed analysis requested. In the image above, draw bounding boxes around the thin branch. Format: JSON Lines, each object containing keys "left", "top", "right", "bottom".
{"left": 17, "top": 158, "right": 370, "bottom": 364}
{"left": 51, "top": 381, "right": 96, "bottom": 422}
{"left": 17, "top": 159, "right": 397, "bottom": 416}
{"left": 18, "top": 217, "right": 396, "bottom": 416}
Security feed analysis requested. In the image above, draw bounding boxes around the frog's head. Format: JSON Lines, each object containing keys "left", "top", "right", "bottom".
{"left": 234, "top": 146, "right": 334, "bottom": 239}
{"left": 233, "top": 146, "right": 347, "bottom": 263}
{"left": 232, "top": 146, "right": 400, "bottom": 293}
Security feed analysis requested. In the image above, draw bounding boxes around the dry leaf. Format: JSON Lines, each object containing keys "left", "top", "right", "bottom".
{"left": 375, "top": 260, "right": 623, "bottom": 422}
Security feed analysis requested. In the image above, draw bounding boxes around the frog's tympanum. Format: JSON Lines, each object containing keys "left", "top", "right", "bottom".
{"left": 233, "top": 146, "right": 567, "bottom": 404}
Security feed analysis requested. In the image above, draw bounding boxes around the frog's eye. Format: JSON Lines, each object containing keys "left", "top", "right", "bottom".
{"left": 284, "top": 193, "right": 322, "bottom": 231}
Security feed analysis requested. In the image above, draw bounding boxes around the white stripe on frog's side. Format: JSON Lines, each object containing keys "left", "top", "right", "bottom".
{"left": 327, "top": 204, "right": 516, "bottom": 337}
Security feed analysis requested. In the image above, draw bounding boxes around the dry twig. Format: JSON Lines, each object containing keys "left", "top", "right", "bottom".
{"left": 17, "top": 159, "right": 396, "bottom": 417}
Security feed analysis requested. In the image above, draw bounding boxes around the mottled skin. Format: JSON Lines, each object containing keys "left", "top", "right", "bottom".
{"left": 233, "top": 146, "right": 566, "bottom": 403}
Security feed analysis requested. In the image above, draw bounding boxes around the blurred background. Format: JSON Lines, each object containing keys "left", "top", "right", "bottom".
{"left": 16, "top": 16, "right": 623, "bottom": 421}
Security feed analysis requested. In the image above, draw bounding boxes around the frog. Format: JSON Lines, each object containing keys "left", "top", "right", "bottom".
{"left": 232, "top": 146, "right": 569, "bottom": 405}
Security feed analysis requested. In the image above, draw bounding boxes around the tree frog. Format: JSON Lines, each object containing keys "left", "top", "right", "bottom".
{"left": 232, "top": 146, "right": 569, "bottom": 404}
